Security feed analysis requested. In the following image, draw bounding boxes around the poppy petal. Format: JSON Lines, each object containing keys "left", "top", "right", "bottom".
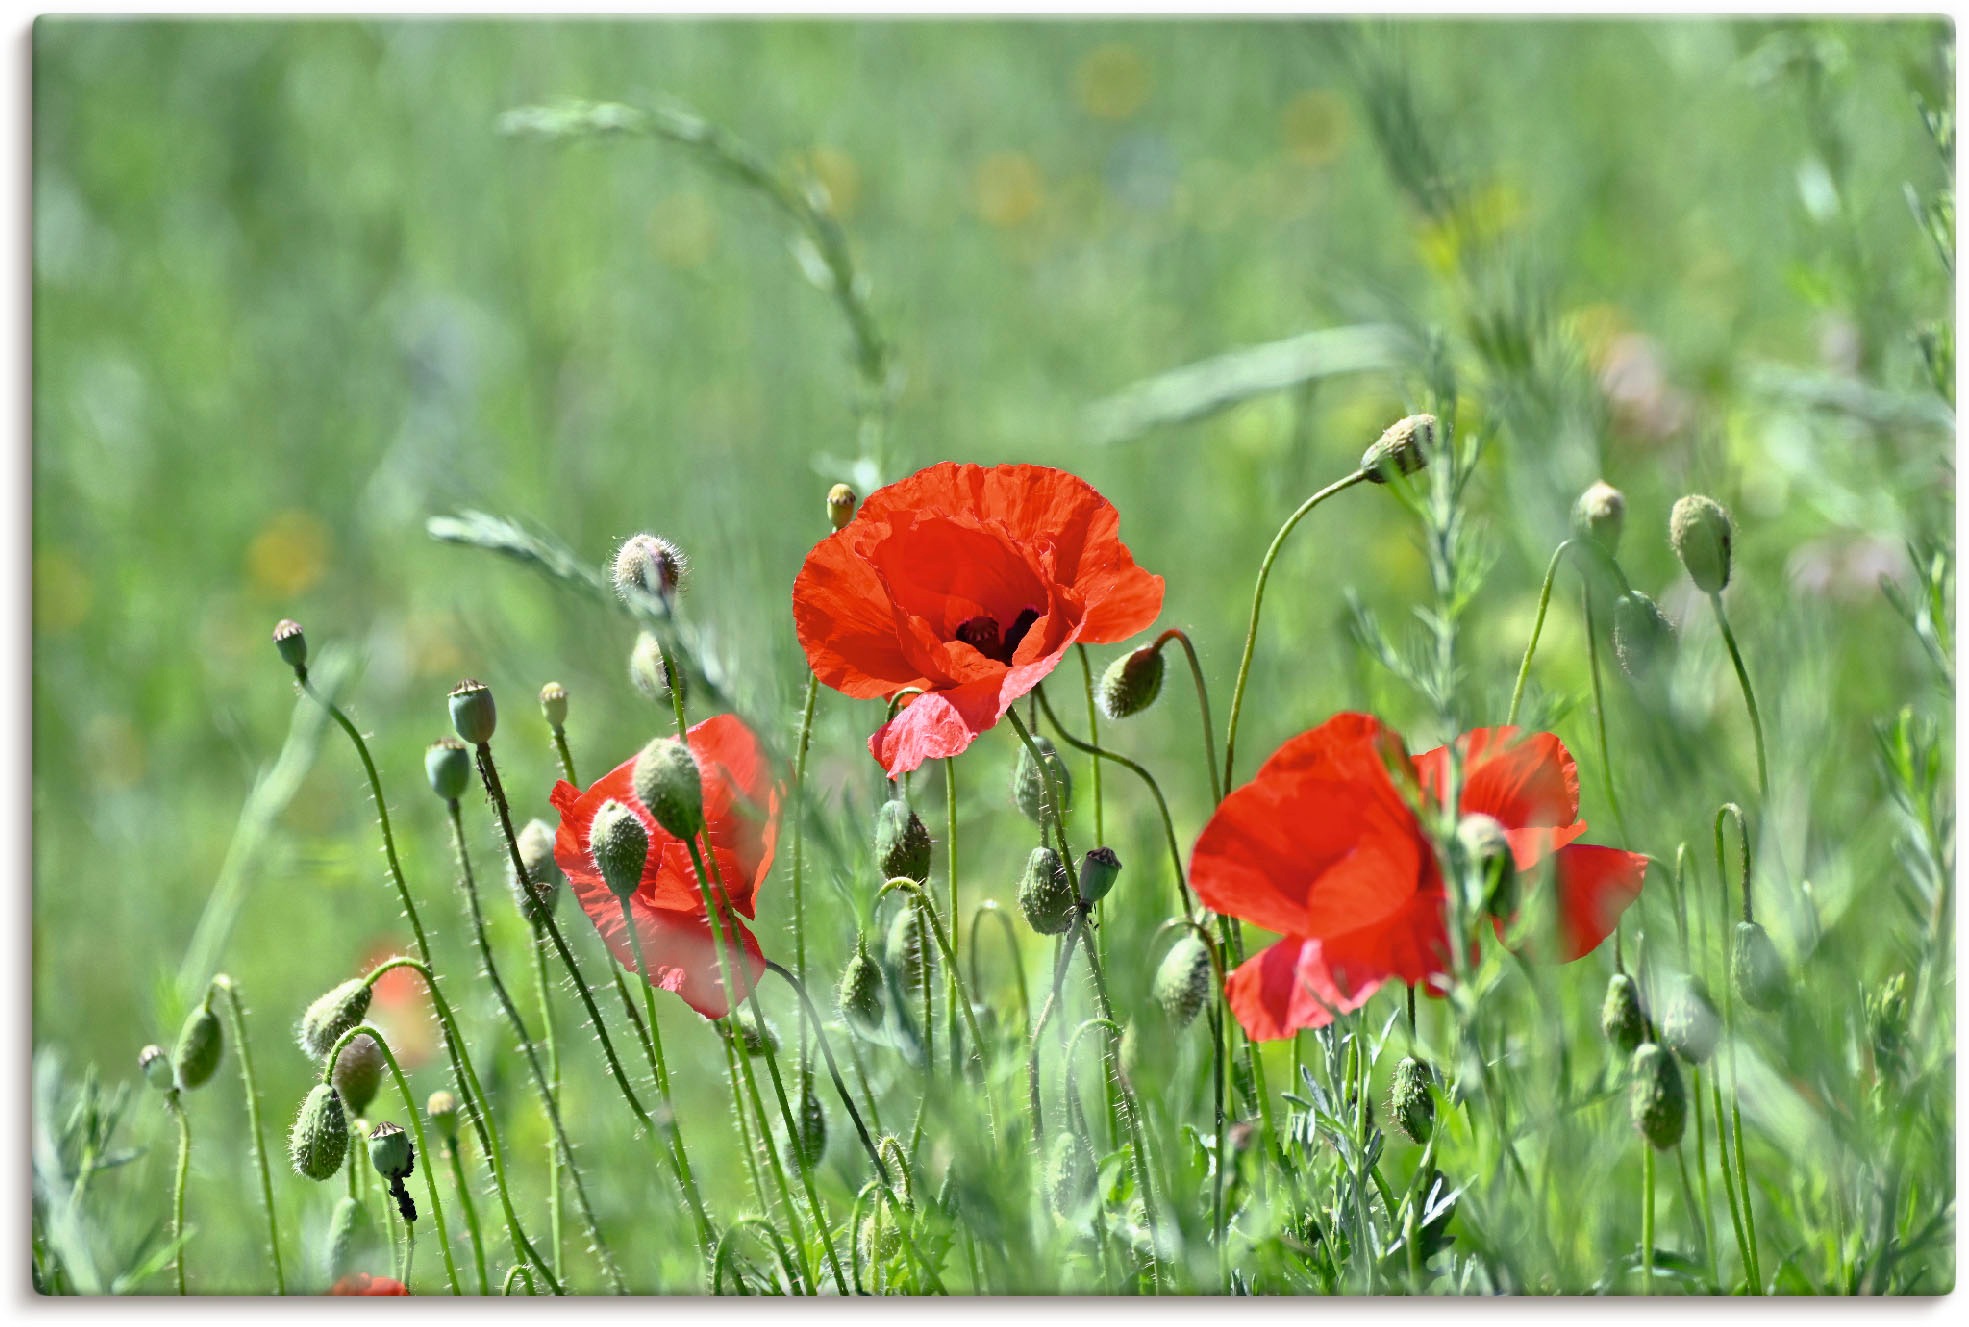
{"left": 868, "top": 675, "right": 1008, "bottom": 777}
{"left": 1222, "top": 934, "right": 1392, "bottom": 1042}
{"left": 1414, "top": 727, "right": 1580, "bottom": 831}
{"left": 589, "top": 896, "right": 767, "bottom": 1021}
{"left": 1548, "top": 843, "right": 1648, "bottom": 962}
{"left": 793, "top": 528, "right": 926, "bottom": 698}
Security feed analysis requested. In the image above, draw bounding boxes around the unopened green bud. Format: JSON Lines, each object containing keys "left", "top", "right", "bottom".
{"left": 837, "top": 936, "right": 885, "bottom": 1034}
{"left": 827, "top": 483, "right": 859, "bottom": 531}
{"left": 735, "top": 1011, "right": 780, "bottom": 1058}
{"left": 858, "top": 1202, "right": 903, "bottom": 1264}
{"left": 632, "top": 737, "right": 704, "bottom": 841}
{"left": 448, "top": 678, "right": 497, "bottom": 745}
{"left": 1628, "top": 1043, "right": 1687, "bottom": 1150}
{"left": 290, "top": 1084, "right": 350, "bottom": 1181}
{"left": 613, "top": 534, "right": 687, "bottom": 606}
{"left": 791, "top": 1075, "right": 827, "bottom": 1168}
{"left": 628, "top": 631, "right": 686, "bottom": 706}
{"left": 425, "top": 1091, "right": 459, "bottom": 1146}
{"left": 589, "top": 799, "right": 650, "bottom": 902}
{"left": 299, "top": 979, "right": 374, "bottom": 1062}
{"left": 331, "top": 1033, "right": 385, "bottom": 1118}
{"left": 1456, "top": 813, "right": 1517, "bottom": 918}
{"left": 539, "top": 681, "right": 569, "bottom": 728}
{"left": 1670, "top": 494, "right": 1734, "bottom": 593}
{"left": 326, "top": 1195, "right": 376, "bottom": 1280}
{"left": 1390, "top": 1056, "right": 1436, "bottom": 1144}
{"left": 512, "top": 817, "right": 563, "bottom": 920}
{"left": 1612, "top": 591, "right": 1676, "bottom": 681}
{"left": 367, "top": 1120, "right": 415, "bottom": 1181}
{"left": 272, "top": 618, "right": 308, "bottom": 672}
{"left": 1012, "top": 735, "right": 1072, "bottom": 826}
{"left": 1731, "top": 921, "right": 1787, "bottom": 1013}
{"left": 1046, "top": 1132, "right": 1097, "bottom": 1220}
{"left": 1660, "top": 975, "right": 1720, "bottom": 1065}
{"left": 1601, "top": 972, "right": 1645, "bottom": 1056}
{"left": 1153, "top": 935, "right": 1212, "bottom": 1028}
{"left": 874, "top": 798, "right": 933, "bottom": 885}
{"left": 1017, "top": 845, "right": 1076, "bottom": 936}
{"left": 1361, "top": 413, "right": 1434, "bottom": 483}
{"left": 139, "top": 1044, "right": 175, "bottom": 1094}
{"left": 424, "top": 738, "right": 473, "bottom": 802}
{"left": 1097, "top": 644, "right": 1165, "bottom": 719}
{"left": 1572, "top": 480, "right": 1627, "bottom": 555}
{"left": 886, "top": 904, "right": 933, "bottom": 997}
{"left": 173, "top": 1002, "right": 223, "bottom": 1091}
{"left": 1078, "top": 846, "right": 1121, "bottom": 906}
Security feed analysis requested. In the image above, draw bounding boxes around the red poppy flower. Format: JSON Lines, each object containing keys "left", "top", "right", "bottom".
{"left": 550, "top": 714, "right": 780, "bottom": 1020}
{"left": 331, "top": 1272, "right": 409, "bottom": 1295}
{"left": 1191, "top": 714, "right": 1647, "bottom": 1041}
{"left": 793, "top": 462, "right": 1164, "bottom": 776}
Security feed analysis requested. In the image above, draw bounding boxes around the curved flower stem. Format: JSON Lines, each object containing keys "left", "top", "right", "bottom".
{"left": 1076, "top": 646, "right": 1105, "bottom": 846}
{"left": 968, "top": 901, "right": 1031, "bottom": 1042}
{"left": 1506, "top": 540, "right": 1576, "bottom": 728}
{"left": 501, "top": 1264, "right": 534, "bottom": 1296}
{"left": 1027, "top": 922, "right": 1084, "bottom": 1137}
{"left": 209, "top": 976, "right": 285, "bottom": 1294}
{"left": 165, "top": 1092, "right": 190, "bottom": 1295}
{"left": 1709, "top": 594, "right": 1769, "bottom": 801}
{"left": 616, "top": 896, "right": 716, "bottom": 1253}
{"left": 444, "top": 1137, "right": 490, "bottom": 1294}
{"left": 322, "top": 1022, "right": 463, "bottom": 1297}
{"left": 713, "top": 1216, "right": 806, "bottom": 1294}
{"left": 792, "top": 672, "right": 820, "bottom": 1074}
{"left": 1036, "top": 687, "right": 1193, "bottom": 914}
{"left": 529, "top": 937, "right": 563, "bottom": 1281}
{"left": 755, "top": 1034, "right": 850, "bottom": 1295}
{"left": 1221, "top": 467, "right": 1370, "bottom": 790}
{"left": 879, "top": 878, "right": 998, "bottom": 1138}
{"left": 1714, "top": 804, "right": 1762, "bottom": 1292}
{"left": 549, "top": 721, "right": 578, "bottom": 785}
{"left": 1582, "top": 588, "right": 1631, "bottom": 841}
{"left": 943, "top": 756, "right": 963, "bottom": 1079}
{"left": 1156, "top": 628, "right": 1221, "bottom": 806}
{"left": 1071, "top": 951, "right": 1163, "bottom": 1292}
{"left": 765, "top": 961, "right": 892, "bottom": 1189}
{"left": 443, "top": 799, "right": 626, "bottom": 1292}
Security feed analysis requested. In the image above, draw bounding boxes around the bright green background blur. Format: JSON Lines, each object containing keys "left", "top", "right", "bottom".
{"left": 33, "top": 17, "right": 1951, "bottom": 1292}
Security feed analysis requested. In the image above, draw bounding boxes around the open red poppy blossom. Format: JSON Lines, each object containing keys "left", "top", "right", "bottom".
{"left": 793, "top": 462, "right": 1165, "bottom": 776}
{"left": 550, "top": 714, "right": 780, "bottom": 1020}
{"left": 331, "top": 1273, "right": 409, "bottom": 1295}
{"left": 1190, "top": 713, "right": 1647, "bottom": 1041}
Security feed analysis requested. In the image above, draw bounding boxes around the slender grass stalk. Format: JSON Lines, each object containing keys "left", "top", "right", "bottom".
{"left": 1077, "top": 646, "right": 1105, "bottom": 846}
{"left": 968, "top": 901, "right": 1031, "bottom": 1042}
{"left": 792, "top": 671, "right": 820, "bottom": 1072}
{"left": 209, "top": 976, "right": 285, "bottom": 1294}
{"left": 166, "top": 1092, "right": 190, "bottom": 1295}
{"left": 1581, "top": 589, "right": 1631, "bottom": 841}
{"left": 1506, "top": 540, "right": 1575, "bottom": 728}
{"left": 944, "top": 756, "right": 962, "bottom": 1079}
{"left": 1713, "top": 805, "right": 1763, "bottom": 1292}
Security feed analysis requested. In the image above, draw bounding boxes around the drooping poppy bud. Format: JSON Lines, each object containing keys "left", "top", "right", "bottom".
{"left": 629, "top": 631, "right": 686, "bottom": 707}
{"left": 1670, "top": 494, "right": 1734, "bottom": 593}
{"left": 1572, "top": 480, "right": 1627, "bottom": 555}
{"left": 299, "top": 979, "right": 374, "bottom": 1062}
{"left": 1153, "top": 935, "right": 1212, "bottom": 1029}
{"left": 139, "top": 1044, "right": 175, "bottom": 1094}
{"left": 886, "top": 904, "right": 933, "bottom": 997}
{"left": 331, "top": 1033, "right": 385, "bottom": 1118}
{"left": 448, "top": 679, "right": 497, "bottom": 746}
{"left": 290, "top": 1084, "right": 351, "bottom": 1181}
{"left": 511, "top": 817, "right": 563, "bottom": 923}
{"left": 424, "top": 1091, "right": 459, "bottom": 1148}
{"left": 1097, "top": 644, "right": 1164, "bottom": 720}
{"left": 538, "top": 681, "right": 569, "bottom": 729}
{"left": 632, "top": 737, "right": 705, "bottom": 841}
{"left": 612, "top": 534, "right": 687, "bottom": 607}
{"left": 874, "top": 797, "right": 932, "bottom": 885}
{"left": 790, "top": 1074, "right": 827, "bottom": 1168}
{"left": 1012, "top": 735, "right": 1072, "bottom": 826}
{"left": 588, "top": 799, "right": 650, "bottom": 902}
{"left": 1078, "top": 847, "right": 1122, "bottom": 907}
{"left": 272, "top": 618, "right": 308, "bottom": 672}
{"left": 1660, "top": 975, "right": 1720, "bottom": 1065}
{"left": 1612, "top": 591, "right": 1676, "bottom": 681}
{"left": 826, "top": 482, "right": 858, "bottom": 531}
{"left": 1731, "top": 921, "right": 1787, "bottom": 1012}
{"left": 1046, "top": 1132, "right": 1096, "bottom": 1220}
{"left": 1628, "top": 1043, "right": 1686, "bottom": 1150}
{"left": 837, "top": 936, "right": 885, "bottom": 1034}
{"left": 1601, "top": 972, "right": 1645, "bottom": 1056}
{"left": 1390, "top": 1056, "right": 1436, "bottom": 1144}
{"left": 424, "top": 738, "right": 472, "bottom": 802}
{"left": 1361, "top": 413, "right": 1434, "bottom": 483}
{"left": 173, "top": 1002, "right": 223, "bottom": 1091}
{"left": 1017, "top": 845, "right": 1076, "bottom": 936}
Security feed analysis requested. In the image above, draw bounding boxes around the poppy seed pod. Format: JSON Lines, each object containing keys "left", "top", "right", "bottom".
{"left": 1017, "top": 845, "right": 1076, "bottom": 936}
{"left": 826, "top": 482, "right": 858, "bottom": 531}
{"left": 1390, "top": 1056, "right": 1436, "bottom": 1144}
{"left": 448, "top": 679, "right": 497, "bottom": 746}
{"left": 837, "top": 936, "right": 885, "bottom": 1034}
{"left": 326, "top": 1195, "right": 375, "bottom": 1280}
{"left": 139, "top": 1044, "right": 175, "bottom": 1094}
{"left": 273, "top": 618, "right": 308, "bottom": 671}
{"left": 173, "top": 1002, "right": 223, "bottom": 1091}
{"left": 511, "top": 817, "right": 564, "bottom": 922}
{"left": 1361, "top": 413, "right": 1435, "bottom": 484}
{"left": 331, "top": 1033, "right": 385, "bottom": 1118}
{"left": 1078, "top": 846, "right": 1122, "bottom": 907}
{"left": 424, "top": 1091, "right": 459, "bottom": 1147}
{"left": 1612, "top": 591, "right": 1676, "bottom": 681}
{"left": 367, "top": 1120, "right": 415, "bottom": 1181}
{"left": 1732, "top": 920, "right": 1787, "bottom": 1012}
{"left": 424, "top": 738, "right": 473, "bottom": 802}
{"left": 886, "top": 904, "right": 933, "bottom": 997}
{"left": 791, "top": 1075, "right": 827, "bottom": 1168}
{"left": 1046, "top": 1132, "right": 1097, "bottom": 1220}
{"left": 290, "top": 1084, "right": 351, "bottom": 1181}
{"left": 613, "top": 534, "right": 687, "bottom": 606}
{"left": 1628, "top": 1043, "right": 1687, "bottom": 1150}
{"left": 874, "top": 798, "right": 933, "bottom": 885}
{"left": 1572, "top": 480, "right": 1627, "bottom": 555}
{"left": 539, "top": 681, "right": 569, "bottom": 728}
{"left": 1660, "top": 975, "right": 1720, "bottom": 1065}
{"left": 632, "top": 737, "right": 705, "bottom": 841}
{"left": 1097, "top": 644, "right": 1165, "bottom": 719}
{"left": 299, "top": 979, "right": 374, "bottom": 1062}
{"left": 629, "top": 631, "right": 686, "bottom": 707}
{"left": 1012, "top": 735, "right": 1073, "bottom": 826}
{"left": 1601, "top": 971, "right": 1645, "bottom": 1056}
{"left": 1670, "top": 494, "right": 1734, "bottom": 593}
{"left": 1152, "top": 935, "right": 1212, "bottom": 1028}
{"left": 588, "top": 800, "right": 649, "bottom": 902}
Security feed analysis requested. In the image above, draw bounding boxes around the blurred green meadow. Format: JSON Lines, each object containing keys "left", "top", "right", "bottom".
{"left": 31, "top": 17, "right": 1953, "bottom": 1294}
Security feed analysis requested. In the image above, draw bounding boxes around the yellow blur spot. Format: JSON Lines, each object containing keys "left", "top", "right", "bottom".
{"left": 799, "top": 146, "right": 862, "bottom": 220}
{"left": 1569, "top": 303, "right": 1630, "bottom": 370}
{"left": 247, "top": 511, "right": 330, "bottom": 599}
{"left": 406, "top": 611, "right": 465, "bottom": 681}
{"left": 85, "top": 713, "right": 145, "bottom": 792}
{"left": 651, "top": 191, "right": 718, "bottom": 270}
{"left": 1076, "top": 44, "right": 1151, "bottom": 122}
{"left": 34, "top": 550, "right": 92, "bottom": 636}
{"left": 975, "top": 152, "right": 1045, "bottom": 229}
{"left": 1414, "top": 180, "right": 1527, "bottom": 276}
{"left": 1280, "top": 90, "right": 1349, "bottom": 167}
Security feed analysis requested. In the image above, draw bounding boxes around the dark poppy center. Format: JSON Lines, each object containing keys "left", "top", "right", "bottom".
{"left": 954, "top": 607, "right": 1040, "bottom": 665}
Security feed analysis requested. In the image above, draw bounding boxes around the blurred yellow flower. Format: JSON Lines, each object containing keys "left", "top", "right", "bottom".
{"left": 975, "top": 151, "right": 1045, "bottom": 229}
{"left": 1280, "top": 89, "right": 1349, "bottom": 167}
{"left": 33, "top": 549, "right": 92, "bottom": 636}
{"left": 1077, "top": 44, "right": 1151, "bottom": 122}
{"left": 650, "top": 190, "right": 718, "bottom": 269}
{"left": 247, "top": 510, "right": 330, "bottom": 599}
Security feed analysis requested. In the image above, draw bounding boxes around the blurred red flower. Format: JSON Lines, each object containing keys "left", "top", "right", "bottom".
{"left": 1191, "top": 714, "right": 1647, "bottom": 1041}
{"left": 550, "top": 714, "right": 780, "bottom": 1019}
{"left": 331, "top": 1272, "right": 409, "bottom": 1295}
{"left": 793, "top": 462, "right": 1164, "bottom": 776}
{"left": 358, "top": 941, "right": 435, "bottom": 1070}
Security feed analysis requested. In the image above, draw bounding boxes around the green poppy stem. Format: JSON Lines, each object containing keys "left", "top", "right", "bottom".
{"left": 209, "top": 976, "right": 285, "bottom": 1294}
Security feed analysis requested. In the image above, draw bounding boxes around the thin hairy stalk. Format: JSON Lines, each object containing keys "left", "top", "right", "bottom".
{"left": 501, "top": 1264, "right": 534, "bottom": 1295}
{"left": 444, "top": 1138, "right": 490, "bottom": 1294}
{"left": 1221, "top": 467, "right": 1370, "bottom": 789}
{"left": 712, "top": 1217, "right": 806, "bottom": 1295}
{"left": 209, "top": 977, "right": 285, "bottom": 1294}
{"left": 1506, "top": 540, "right": 1575, "bottom": 727}
{"left": 1710, "top": 595, "right": 1770, "bottom": 800}
{"left": 879, "top": 878, "right": 998, "bottom": 1136}
{"left": 792, "top": 671, "right": 819, "bottom": 1072}
{"left": 1027, "top": 923, "right": 1085, "bottom": 1138}
{"left": 616, "top": 896, "right": 716, "bottom": 1252}
{"left": 765, "top": 961, "right": 891, "bottom": 1188}
{"left": 755, "top": 1035, "right": 850, "bottom": 1294}
{"left": 166, "top": 1093, "right": 190, "bottom": 1295}
{"left": 1156, "top": 628, "right": 1221, "bottom": 805}
{"left": 1581, "top": 589, "right": 1631, "bottom": 840}
{"left": 968, "top": 901, "right": 1031, "bottom": 1041}
{"left": 1077, "top": 645, "right": 1105, "bottom": 845}
{"left": 1714, "top": 803, "right": 1763, "bottom": 1291}
{"left": 549, "top": 723, "right": 578, "bottom": 785}
{"left": 530, "top": 938, "right": 563, "bottom": 1280}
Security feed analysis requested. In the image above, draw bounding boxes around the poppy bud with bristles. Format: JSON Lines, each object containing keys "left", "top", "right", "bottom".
{"left": 1612, "top": 591, "right": 1676, "bottom": 681}
{"left": 139, "top": 1043, "right": 175, "bottom": 1094}
{"left": 629, "top": 631, "right": 686, "bottom": 707}
{"left": 1046, "top": 1132, "right": 1097, "bottom": 1220}
{"left": 1628, "top": 1043, "right": 1686, "bottom": 1150}
{"left": 173, "top": 1001, "right": 223, "bottom": 1091}
{"left": 1097, "top": 644, "right": 1165, "bottom": 719}
{"left": 326, "top": 1195, "right": 375, "bottom": 1280}
{"left": 1079, "top": 846, "right": 1121, "bottom": 906}
{"left": 632, "top": 737, "right": 704, "bottom": 841}
{"left": 539, "top": 681, "right": 569, "bottom": 728}
{"left": 1456, "top": 813, "right": 1517, "bottom": 919}
{"left": 1601, "top": 972, "right": 1645, "bottom": 1056}
{"left": 1572, "top": 480, "right": 1627, "bottom": 555}
{"left": 367, "top": 1120, "right": 415, "bottom": 1182}
{"left": 299, "top": 979, "right": 374, "bottom": 1062}
{"left": 1017, "top": 845, "right": 1076, "bottom": 936}
{"left": 589, "top": 800, "right": 649, "bottom": 902}
{"left": 735, "top": 1011, "right": 780, "bottom": 1058}
{"left": 512, "top": 817, "right": 564, "bottom": 922}
{"left": 424, "top": 738, "right": 472, "bottom": 802}
{"left": 290, "top": 1084, "right": 350, "bottom": 1181}
{"left": 1152, "top": 935, "right": 1212, "bottom": 1028}
{"left": 1731, "top": 921, "right": 1787, "bottom": 1012}
{"left": 448, "top": 678, "right": 497, "bottom": 745}
{"left": 425, "top": 1091, "right": 459, "bottom": 1147}
{"left": 827, "top": 483, "right": 858, "bottom": 531}
{"left": 886, "top": 904, "right": 933, "bottom": 997}
{"left": 1012, "top": 735, "right": 1072, "bottom": 826}
{"left": 1670, "top": 494, "right": 1734, "bottom": 593}
{"left": 874, "top": 798, "right": 933, "bottom": 885}
{"left": 791, "top": 1075, "right": 827, "bottom": 1168}
{"left": 1390, "top": 1056, "right": 1436, "bottom": 1144}
{"left": 1660, "top": 974, "right": 1720, "bottom": 1065}
{"left": 837, "top": 936, "right": 885, "bottom": 1034}
{"left": 273, "top": 618, "right": 308, "bottom": 672}
{"left": 331, "top": 1033, "right": 384, "bottom": 1118}
{"left": 613, "top": 533, "right": 686, "bottom": 606}
{"left": 1361, "top": 413, "right": 1434, "bottom": 483}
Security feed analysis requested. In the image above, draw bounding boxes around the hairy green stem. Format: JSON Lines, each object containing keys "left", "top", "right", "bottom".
{"left": 444, "top": 1138, "right": 490, "bottom": 1295}
{"left": 1710, "top": 595, "right": 1769, "bottom": 801}
{"left": 210, "top": 976, "right": 285, "bottom": 1294}
{"left": 1156, "top": 628, "right": 1222, "bottom": 805}
{"left": 166, "top": 1093, "right": 190, "bottom": 1295}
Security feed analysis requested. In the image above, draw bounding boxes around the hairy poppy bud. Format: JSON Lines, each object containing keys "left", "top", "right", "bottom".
{"left": 173, "top": 1002, "right": 223, "bottom": 1091}
{"left": 326, "top": 1195, "right": 376, "bottom": 1280}
{"left": 1660, "top": 975, "right": 1719, "bottom": 1065}
{"left": 886, "top": 904, "right": 933, "bottom": 997}
{"left": 1731, "top": 921, "right": 1787, "bottom": 1012}
{"left": 1153, "top": 935, "right": 1212, "bottom": 1028}
{"left": 291, "top": 1084, "right": 351, "bottom": 1181}
{"left": 613, "top": 534, "right": 687, "bottom": 606}
{"left": 331, "top": 1033, "right": 385, "bottom": 1118}
{"left": 632, "top": 737, "right": 704, "bottom": 841}
{"left": 735, "top": 1011, "right": 780, "bottom": 1058}
{"left": 1046, "top": 1132, "right": 1097, "bottom": 1220}
{"left": 425, "top": 1091, "right": 459, "bottom": 1147}
{"left": 1012, "top": 735, "right": 1073, "bottom": 826}
{"left": 791, "top": 1075, "right": 827, "bottom": 1168}
{"left": 512, "top": 817, "right": 564, "bottom": 922}
{"left": 424, "top": 738, "right": 472, "bottom": 802}
{"left": 1361, "top": 413, "right": 1434, "bottom": 483}
{"left": 589, "top": 800, "right": 649, "bottom": 902}
{"left": 1017, "top": 845, "right": 1076, "bottom": 935}
{"left": 273, "top": 618, "right": 308, "bottom": 672}
{"left": 1670, "top": 494, "right": 1734, "bottom": 593}
{"left": 367, "top": 1120, "right": 415, "bottom": 1181}
{"left": 1628, "top": 1043, "right": 1686, "bottom": 1150}
{"left": 1097, "top": 644, "right": 1165, "bottom": 719}
{"left": 299, "top": 979, "right": 374, "bottom": 1062}
{"left": 539, "top": 681, "right": 569, "bottom": 728}
{"left": 827, "top": 483, "right": 858, "bottom": 531}
{"left": 628, "top": 631, "right": 687, "bottom": 707}
{"left": 1078, "top": 846, "right": 1122, "bottom": 906}
{"left": 858, "top": 1202, "right": 903, "bottom": 1264}
{"left": 139, "top": 1044, "right": 175, "bottom": 1094}
{"left": 1612, "top": 591, "right": 1676, "bottom": 681}
{"left": 874, "top": 798, "right": 933, "bottom": 885}
{"left": 1572, "top": 480, "right": 1627, "bottom": 555}
{"left": 1390, "top": 1056, "right": 1436, "bottom": 1144}
{"left": 837, "top": 936, "right": 885, "bottom": 1034}
{"left": 1456, "top": 813, "right": 1516, "bottom": 919}
{"left": 448, "top": 679, "right": 497, "bottom": 746}
{"left": 1601, "top": 972, "right": 1645, "bottom": 1056}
